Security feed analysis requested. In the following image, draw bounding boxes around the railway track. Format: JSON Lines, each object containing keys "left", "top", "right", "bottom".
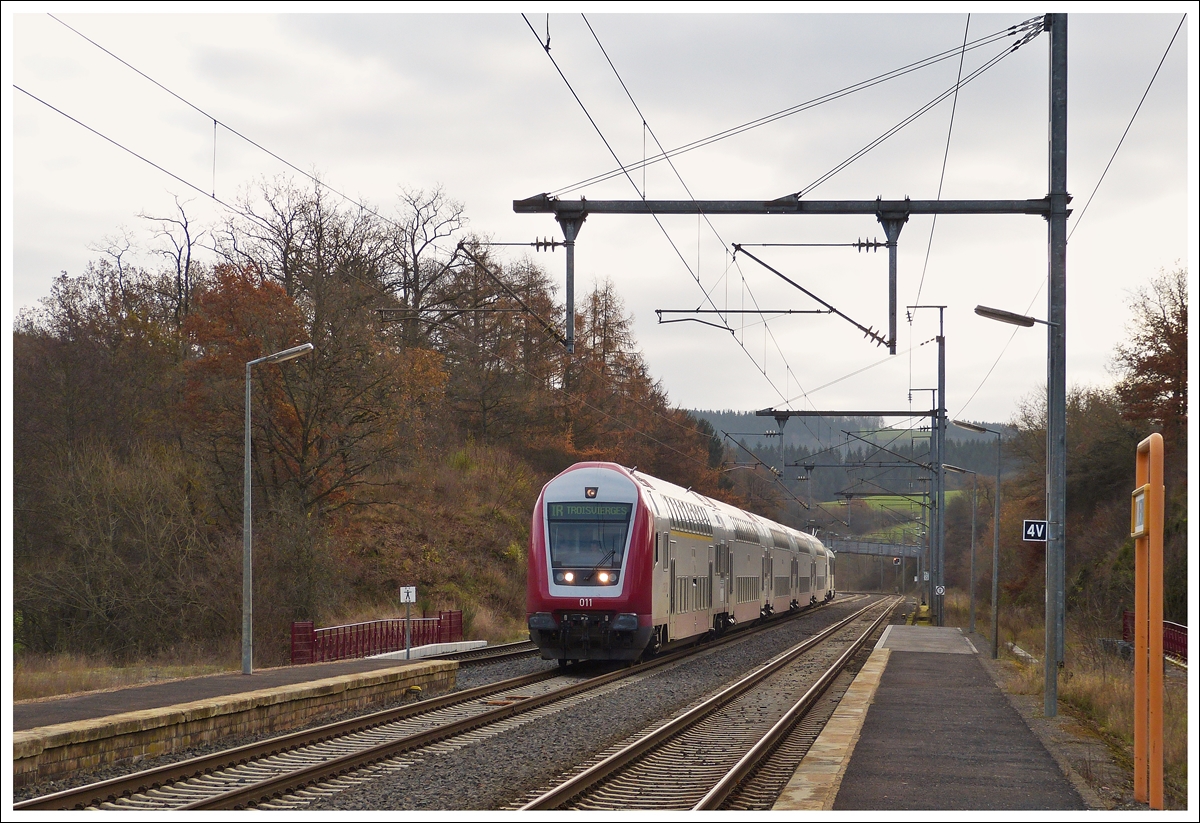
{"left": 13, "top": 668, "right": 563, "bottom": 811}
{"left": 515, "top": 596, "right": 899, "bottom": 810}
{"left": 16, "top": 595, "right": 870, "bottom": 811}
{"left": 439, "top": 639, "right": 539, "bottom": 665}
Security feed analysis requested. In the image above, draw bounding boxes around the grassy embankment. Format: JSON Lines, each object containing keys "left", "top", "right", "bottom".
{"left": 13, "top": 651, "right": 235, "bottom": 702}
{"left": 14, "top": 444, "right": 537, "bottom": 702}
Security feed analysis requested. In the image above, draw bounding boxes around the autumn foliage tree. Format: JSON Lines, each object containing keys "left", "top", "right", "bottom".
{"left": 1112, "top": 267, "right": 1188, "bottom": 471}
{"left": 13, "top": 179, "right": 736, "bottom": 661}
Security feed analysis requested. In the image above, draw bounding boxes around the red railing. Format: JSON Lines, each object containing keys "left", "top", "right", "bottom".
{"left": 1122, "top": 611, "right": 1187, "bottom": 662}
{"left": 291, "top": 610, "right": 464, "bottom": 665}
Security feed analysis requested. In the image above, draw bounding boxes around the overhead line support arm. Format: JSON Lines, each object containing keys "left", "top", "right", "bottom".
{"left": 513, "top": 196, "right": 1052, "bottom": 216}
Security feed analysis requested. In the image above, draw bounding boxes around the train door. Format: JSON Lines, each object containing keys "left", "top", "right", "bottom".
{"left": 653, "top": 530, "right": 670, "bottom": 628}
{"left": 715, "top": 541, "right": 729, "bottom": 613}
{"left": 667, "top": 536, "right": 677, "bottom": 640}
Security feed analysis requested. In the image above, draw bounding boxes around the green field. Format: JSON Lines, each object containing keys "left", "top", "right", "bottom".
{"left": 839, "top": 491, "right": 963, "bottom": 544}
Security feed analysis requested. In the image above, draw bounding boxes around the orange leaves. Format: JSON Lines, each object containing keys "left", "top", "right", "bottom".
{"left": 183, "top": 264, "right": 308, "bottom": 373}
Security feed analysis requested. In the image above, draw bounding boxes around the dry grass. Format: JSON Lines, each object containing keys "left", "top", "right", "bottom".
{"left": 14, "top": 650, "right": 235, "bottom": 702}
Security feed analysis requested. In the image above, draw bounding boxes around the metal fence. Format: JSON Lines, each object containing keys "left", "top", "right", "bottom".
{"left": 291, "top": 610, "right": 463, "bottom": 665}
{"left": 1122, "top": 610, "right": 1187, "bottom": 662}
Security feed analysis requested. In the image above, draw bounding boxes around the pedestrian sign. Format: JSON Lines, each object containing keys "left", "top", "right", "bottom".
{"left": 400, "top": 586, "right": 417, "bottom": 603}
{"left": 1023, "top": 520, "right": 1048, "bottom": 542}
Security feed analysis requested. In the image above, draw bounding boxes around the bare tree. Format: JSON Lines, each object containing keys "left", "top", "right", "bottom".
{"left": 384, "top": 186, "right": 468, "bottom": 348}
{"left": 141, "top": 195, "right": 209, "bottom": 326}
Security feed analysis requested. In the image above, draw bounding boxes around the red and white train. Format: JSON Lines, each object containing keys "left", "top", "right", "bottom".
{"left": 526, "top": 462, "right": 835, "bottom": 663}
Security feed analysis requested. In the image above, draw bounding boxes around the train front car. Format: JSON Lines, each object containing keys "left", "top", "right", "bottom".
{"left": 526, "top": 463, "right": 654, "bottom": 662}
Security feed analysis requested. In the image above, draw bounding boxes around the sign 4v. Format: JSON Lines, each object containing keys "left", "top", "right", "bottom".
{"left": 1023, "top": 520, "right": 1048, "bottom": 542}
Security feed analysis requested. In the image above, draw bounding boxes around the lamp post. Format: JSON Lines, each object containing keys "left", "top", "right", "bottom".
{"left": 244, "top": 342, "right": 314, "bottom": 676}
{"left": 944, "top": 463, "right": 978, "bottom": 634}
{"left": 953, "top": 420, "right": 1003, "bottom": 659}
{"left": 973, "top": 301, "right": 1062, "bottom": 707}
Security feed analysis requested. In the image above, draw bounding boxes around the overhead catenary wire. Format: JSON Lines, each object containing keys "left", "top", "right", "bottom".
{"left": 789, "top": 24, "right": 1041, "bottom": 199}
{"left": 524, "top": 13, "right": 804, "bottom": 420}
{"left": 572, "top": 13, "right": 1041, "bottom": 434}
{"left": 43, "top": 12, "right": 461, "bottom": 265}
{"left": 1066, "top": 14, "right": 1186, "bottom": 242}
{"left": 14, "top": 85, "right": 244, "bottom": 218}
{"left": 15, "top": 79, "right": 732, "bottom": 472}
{"left": 952, "top": 15, "right": 1184, "bottom": 421}
{"left": 578, "top": 13, "right": 820, "bottom": 421}
{"left": 912, "top": 13, "right": 971, "bottom": 309}
{"left": 549, "top": 16, "right": 1045, "bottom": 198}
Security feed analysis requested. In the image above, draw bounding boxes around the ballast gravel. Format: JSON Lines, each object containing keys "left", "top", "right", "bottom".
{"left": 13, "top": 598, "right": 879, "bottom": 809}
{"left": 309, "top": 598, "right": 876, "bottom": 811}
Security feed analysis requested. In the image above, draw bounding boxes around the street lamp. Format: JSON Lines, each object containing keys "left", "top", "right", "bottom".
{"left": 972, "top": 300, "right": 1063, "bottom": 717}
{"left": 954, "top": 420, "right": 1003, "bottom": 660}
{"left": 973, "top": 305, "right": 1055, "bottom": 328}
{"left": 244, "top": 342, "right": 314, "bottom": 675}
{"left": 944, "top": 463, "right": 977, "bottom": 635}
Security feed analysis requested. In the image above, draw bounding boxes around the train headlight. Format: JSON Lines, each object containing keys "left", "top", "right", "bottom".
{"left": 597, "top": 571, "right": 610, "bottom": 584}
{"left": 564, "top": 571, "right": 575, "bottom": 583}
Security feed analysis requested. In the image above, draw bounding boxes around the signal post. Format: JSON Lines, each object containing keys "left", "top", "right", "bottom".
{"left": 1131, "top": 433, "right": 1164, "bottom": 809}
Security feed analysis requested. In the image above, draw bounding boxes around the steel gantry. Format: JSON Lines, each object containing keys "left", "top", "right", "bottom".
{"left": 514, "top": 13, "right": 1069, "bottom": 717}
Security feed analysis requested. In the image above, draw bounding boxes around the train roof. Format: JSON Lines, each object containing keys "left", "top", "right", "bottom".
{"left": 569, "top": 462, "right": 829, "bottom": 555}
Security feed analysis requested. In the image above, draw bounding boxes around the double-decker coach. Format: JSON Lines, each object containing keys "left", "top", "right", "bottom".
{"left": 526, "top": 462, "right": 835, "bottom": 663}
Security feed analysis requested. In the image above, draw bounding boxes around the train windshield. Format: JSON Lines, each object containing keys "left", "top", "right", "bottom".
{"left": 546, "top": 501, "right": 632, "bottom": 569}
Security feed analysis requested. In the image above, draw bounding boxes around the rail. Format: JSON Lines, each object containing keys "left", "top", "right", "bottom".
{"left": 290, "top": 610, "right": 463, "bottom": 664}
{"left": 1122, "top": 611, "right": 1186, "bottom": 662}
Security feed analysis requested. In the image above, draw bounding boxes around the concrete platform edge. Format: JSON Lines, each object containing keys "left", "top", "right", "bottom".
{"left": 772, "top": 646, "right": 890, "bottom": 810}
{"left": 371, "top": 640, "right": 488, "bottom": 660}
{"left": 13, "top": 660, "right": 457, "bottom": 788}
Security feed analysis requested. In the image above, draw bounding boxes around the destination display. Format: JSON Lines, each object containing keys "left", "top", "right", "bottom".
{"left": 548, "top": 502, "right": 632, "bottom": 521}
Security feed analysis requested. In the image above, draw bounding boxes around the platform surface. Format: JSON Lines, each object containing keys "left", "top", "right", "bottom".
{"left": 775, "top": 624, "right": 1088, "bottom": 811}
{"left": 14, "top": 655, "right": 442, "bottom": 732}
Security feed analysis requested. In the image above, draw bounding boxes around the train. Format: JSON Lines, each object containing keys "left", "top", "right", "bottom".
{"left": 526, "top": 462, "right": 835, "bottom": 663}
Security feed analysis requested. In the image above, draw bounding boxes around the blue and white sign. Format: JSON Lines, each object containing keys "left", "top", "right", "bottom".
{"left": 1023, "top": 520, "right": 1048, "bottom": 542}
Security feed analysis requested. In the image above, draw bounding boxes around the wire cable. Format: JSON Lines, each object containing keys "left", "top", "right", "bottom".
{"left": 913, "top": 14, "right": 970, "bottom": 308}
{"left": 17, "top": 80, "right": 730, "bottom": 472}
{"left": 549, "top": 17, "right": 1044, "bottom": 197}
{"left": 524, "top": 14, "right": 799, "bottom": 416}
{"left": 954, "top": 15, "right": 1185, "bottom": 420}
{"left": 580, "top": 14, "right": 818, "bottom": 422}
{"left": 791, "top": 27, "right": 1040, "bottom": 199}
{"left": 1067, "top": 14, "right": 1186, "bottom": 242}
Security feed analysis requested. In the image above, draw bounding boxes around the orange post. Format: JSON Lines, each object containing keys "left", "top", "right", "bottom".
{"left": 1131, "top": 432, "right": 1164, "bottom": 808}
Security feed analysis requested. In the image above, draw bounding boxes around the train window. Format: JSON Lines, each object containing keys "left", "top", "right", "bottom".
{"left": 655, "top": 533, "right": 660, "bottom": 565}
{"left": 546, "top": 501, "right": 632, "bottom": 571}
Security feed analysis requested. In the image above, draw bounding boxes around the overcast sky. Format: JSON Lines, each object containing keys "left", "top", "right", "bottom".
{"left": 4, "top": 6, "right": 1195, "bottom": 427}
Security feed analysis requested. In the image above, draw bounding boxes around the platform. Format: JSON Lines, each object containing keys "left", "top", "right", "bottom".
{"left": 13, "top": 653, "right": 460, "bottom": 787}
{"left": 774, "top": 625, "right": 1091, "bottom": 811}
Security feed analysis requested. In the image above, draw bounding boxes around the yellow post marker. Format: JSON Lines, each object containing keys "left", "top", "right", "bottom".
{"left": 1131, "top": 433, "right": 1164, "bottom": 809}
